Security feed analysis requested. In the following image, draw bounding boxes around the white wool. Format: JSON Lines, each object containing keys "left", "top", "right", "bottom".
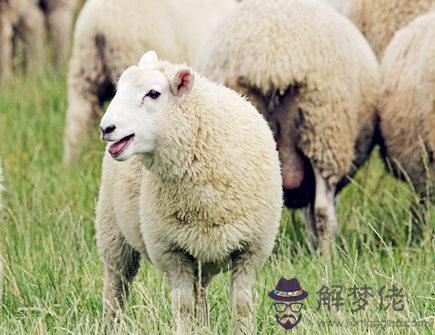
{"left": 95, "top": 56, "right": 282, "bottom": 332}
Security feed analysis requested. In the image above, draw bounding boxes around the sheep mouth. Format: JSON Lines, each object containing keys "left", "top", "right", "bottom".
{"left": 109, "top": 134, "right": 135, "bottom": 157}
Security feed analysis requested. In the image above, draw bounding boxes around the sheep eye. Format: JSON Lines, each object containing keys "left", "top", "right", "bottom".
{"left": 145, "top": 89, "right": 161, "bottom": 100}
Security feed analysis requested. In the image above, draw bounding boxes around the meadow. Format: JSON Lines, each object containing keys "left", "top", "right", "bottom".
{"left": 0, "top": 70, "right": 433, "bottom": 334}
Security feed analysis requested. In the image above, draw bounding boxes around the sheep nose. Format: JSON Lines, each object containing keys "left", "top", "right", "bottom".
{"left": 101, "top": 125, "right": 116, "bottom": 135}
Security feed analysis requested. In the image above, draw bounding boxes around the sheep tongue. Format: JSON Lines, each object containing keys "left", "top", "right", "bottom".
{"left": 109, "top": 137, "right": 130, "bottom": 156}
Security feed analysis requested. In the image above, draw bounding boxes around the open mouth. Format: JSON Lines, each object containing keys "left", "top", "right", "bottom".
{"left": 108, "top": 134, "right": 134, "bottom": 157}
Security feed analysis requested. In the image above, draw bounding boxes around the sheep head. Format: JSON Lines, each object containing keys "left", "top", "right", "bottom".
{"left": 100, "top": 51, "right": 194, "bottom": 161}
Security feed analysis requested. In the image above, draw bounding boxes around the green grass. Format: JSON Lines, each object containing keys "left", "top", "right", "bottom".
{"left": 0, "top": 71, "right": 433, "bottom": 334}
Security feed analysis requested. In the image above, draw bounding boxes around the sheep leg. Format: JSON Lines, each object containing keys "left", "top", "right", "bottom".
{"left": 63, "top": 32, "right": 108, "bottom": 164}
{"left": 46, "top": 4, "right": 73, "bottom": 67}
{"left": 64, "top": 80, "right": 102, "bottom": 164}
{"left": 301, "top": 204, "right": 317, "bottom": 253}
{"left": 96, "top": 204, "right": 140, "bottom": 317}
{"left": 194, "top": 265, "right": 212, "bottom": 328}
{"left": 0, "top": 14, "right": 14, "bottom": 80}
{"left": 155, "top": 251, "right": 196, "bottom": 334}
{"left": 20, "top": 6, "right": 46, "bottom": 72}
{"left": 313, "top": 167, "right": 338, "bottom": 258}
{"left": 231, "top": 251, "right": 260, "bottom": 335}
{"left": 101, "top": 246, "right": 140, "bottom": 317}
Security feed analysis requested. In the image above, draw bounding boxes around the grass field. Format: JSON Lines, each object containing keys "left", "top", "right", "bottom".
{"left": 0, "top": 71, "right": 433, "bottom": 334}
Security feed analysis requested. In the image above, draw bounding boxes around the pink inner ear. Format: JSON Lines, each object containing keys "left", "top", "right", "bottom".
{"left": 178, "top": 72, "right": 191, "bottom": 91}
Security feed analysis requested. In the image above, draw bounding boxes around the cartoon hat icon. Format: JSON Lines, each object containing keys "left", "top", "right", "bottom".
{"left": 269, "top": 277, "right": 308, "bottom": 302}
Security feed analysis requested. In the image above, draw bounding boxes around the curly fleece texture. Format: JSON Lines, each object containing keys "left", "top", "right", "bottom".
{"left": 196, "top": 0, "right": 379, "bottom": 187}
{"left": 96, "top": 61, "right": 282, "bottom": 265}
{"left": 379, "top": 12, "right": 435, "bottom": 197}
{"left": 345, "top": 0, "right": 435, "bottom": 58}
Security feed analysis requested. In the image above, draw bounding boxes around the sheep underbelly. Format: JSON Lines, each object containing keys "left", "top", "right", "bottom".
{"left": 166, "top": 223, "right": 247, "bottom": 263}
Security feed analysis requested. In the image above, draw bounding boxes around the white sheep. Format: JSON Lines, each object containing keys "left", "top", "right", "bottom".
{"left": 0, "top": 0, "right": 45, "bottom": 79}
{"left": 62, "top": 0, "right": 236, "bottom": 164}
{"left": 0, "top": 0, "right": 77, "bottom": 79}
{"left": 195, "top": 0, "right": 380, "bottom": 256}
{"left": 345, "top": 0, "right": 435, "bottom": 58}
{"left": 379, "top": 12, "right": 435, "bottom": 199}
{"left": 95, "top": 51, "right": 283, "bottom": 333}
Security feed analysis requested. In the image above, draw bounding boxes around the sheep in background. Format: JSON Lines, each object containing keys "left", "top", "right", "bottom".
{"left": 62, "top": 0, "right": 236, "bottom": 165}
{"left": 196, "top": 0, "right": 380, "bottom": 256}
{"left": 379, "top": 12, "right": 435, "bottom": 200}
{"left": 42, "top": 0, "right": 77, "bottom": 66}
{"left": 345, "top": 0, "right": 435, "bottom": 58}
{"left": 96, "top": 51, "right": 282, "bottom": 333}
{"left": 0, "top": 0, "right": 45, "bottom": 79}
{"left": 0, "top": 0, "right": 15, "bottom": 79}
{"left": 0, "top": 0, "right": 78, "bottom": 79}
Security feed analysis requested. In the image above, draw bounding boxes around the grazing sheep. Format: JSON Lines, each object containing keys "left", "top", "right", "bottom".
{"left": 0, "top": 0, "right": 45, "bottom": 79}
{"left": 0, "top": 0, "right": 77, "bottom": 79}
{"left": 96, "top": 51, "right": 282, "bottom": 333}
{"left": 0, "top": 0, "right": 15, "bottom": 79}
{"left": 379, "top": 12, "right": 435, "bottom": 199}
{"left": 63, "top": 0, "right": 236, "bottom": 164}
{"left": 345, "top": 0, "right": 435, "bottom": 58}
{"left": 196, "top": 0, "right": 380, "bottom": 255}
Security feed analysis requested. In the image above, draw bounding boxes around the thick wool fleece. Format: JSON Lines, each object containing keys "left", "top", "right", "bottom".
{"left": 345, "top": 0, "right": 435, "bottom": 58}
{"left": 379, "top": 13, "right": 435, "bottom": 197}
{"left": 63, "top": 0, "right": 236, "bottom": 164}
{"left": 96, "top": 62, "right": 282, "bottom": 266}
{"left": 196, "top": 0, "right": 379, "bottom": 189}
{"left": 95, "top": 62, "right": 282, "bottom": 332}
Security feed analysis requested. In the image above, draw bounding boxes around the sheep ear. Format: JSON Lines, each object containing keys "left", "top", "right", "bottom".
{"left": 138, "top": 50, "right": 158, "bottom": 68}
{"left": 170, "top": 68, "right": 194, "bottom": 104}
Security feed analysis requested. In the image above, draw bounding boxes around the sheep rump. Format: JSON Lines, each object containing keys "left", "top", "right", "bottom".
{"left": 197, "top": 0, "right": 379, "bottom": 193}
{"left": 379, "top": 12, "right": 435, "bottom": 198}
{"left": 345, "top": 0, "right": 435, "bottom": 58}
{"left": 195, "top": 0, "right": 380, "bottom": 253}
